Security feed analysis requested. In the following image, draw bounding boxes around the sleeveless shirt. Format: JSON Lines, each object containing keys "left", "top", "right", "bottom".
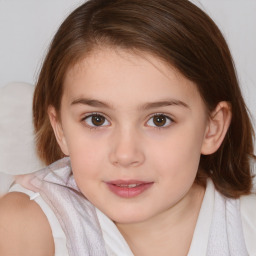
{"left": 9, "top": 157, "right": 256, "bottom": 255}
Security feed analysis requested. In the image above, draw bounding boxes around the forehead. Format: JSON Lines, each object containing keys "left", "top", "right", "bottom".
{"left": 62, "top": 47, "right": 204, "bottom": 109}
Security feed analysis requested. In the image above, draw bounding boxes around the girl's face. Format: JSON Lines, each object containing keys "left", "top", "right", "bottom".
{"left": 51, "top": 48, "right": 211, "bottom": 224}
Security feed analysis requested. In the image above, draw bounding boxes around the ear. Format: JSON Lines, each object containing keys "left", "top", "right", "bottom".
{"left": 201, "top": 101, "right": 232, "bottom": 155}
{"left": 48, "top": 106, "right": 69, "bottom": 156}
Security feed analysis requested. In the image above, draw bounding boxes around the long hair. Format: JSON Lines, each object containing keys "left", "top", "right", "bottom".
{"left": 33, "top": 0, "right": 255, "bottom": 198}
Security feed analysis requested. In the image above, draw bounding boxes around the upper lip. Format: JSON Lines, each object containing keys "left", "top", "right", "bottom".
{"left": 106, "top": 180, "right": 153, "bottom": 185}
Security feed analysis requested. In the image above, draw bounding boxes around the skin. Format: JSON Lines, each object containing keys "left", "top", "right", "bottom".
{"left": 0, "top": 192, "right": 54, "bottom": 256}
{"left": 0, "top": 47, "right": 231, "bottom": 255}
{"left": 49, "top": 48, "right": 231, "bottom": 255}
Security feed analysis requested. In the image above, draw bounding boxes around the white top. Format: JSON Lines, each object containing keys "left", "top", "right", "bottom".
{"left": 9, "top": 179, "right": 256, "bottom": 256}
{"left": 8, "top": 180, "right": 212, "bottom": 255}
{"left": 9, "top": 184, "right": 69, "bottom": 256}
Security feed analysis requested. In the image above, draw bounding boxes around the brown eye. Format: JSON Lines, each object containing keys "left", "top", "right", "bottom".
{"left": 153, "top": 115, "right": 166, "bottom": 126}
{"left": 92, "top": 115, "right": 105, "bottom": 126}
{"left": 147, "top": 114, "right": 172, "bottom": 128}
{"left": 84, "top": 114, "right": 110, "bottom": 127}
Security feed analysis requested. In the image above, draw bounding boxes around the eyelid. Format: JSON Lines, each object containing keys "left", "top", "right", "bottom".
{"left": 145, "top": 113, "right": 174, "bottom": 128}
{"left": 80, "top": 112, "right": 174, "bottom": 129}
{"left": 81, "top": 112, "right": 111, "bottom": 128}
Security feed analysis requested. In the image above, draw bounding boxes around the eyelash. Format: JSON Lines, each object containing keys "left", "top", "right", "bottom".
{"left": 81, "top": 112, "right": 174, "bottom": 130}
{"left": 147, "top": 113, "right": 174, "bottom": 129}
{"left": 81, "top": 112, "right": 110, "bottom": 130}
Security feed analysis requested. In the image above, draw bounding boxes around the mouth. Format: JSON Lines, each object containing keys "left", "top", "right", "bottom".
{"left": 105, "top": 180, "right": 154, "bottom": 198}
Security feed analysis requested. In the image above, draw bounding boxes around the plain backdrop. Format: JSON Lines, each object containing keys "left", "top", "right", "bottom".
{"left": 0, "top": 0, "right": 255, "bottom": 127}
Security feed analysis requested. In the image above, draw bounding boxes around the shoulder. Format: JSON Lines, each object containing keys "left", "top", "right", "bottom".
{"left": 240, "top": 193, "right": 256, "bottom": 255}
{"left": 0, "top": 192, "right": 54, "bottom": 256}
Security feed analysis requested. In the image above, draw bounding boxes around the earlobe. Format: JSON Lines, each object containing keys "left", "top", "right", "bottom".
{"left": 201, "top": 101, "right": 232, "bottom": 155}
{"left": 48, "top": 106, "right": 69, "bottom": 156}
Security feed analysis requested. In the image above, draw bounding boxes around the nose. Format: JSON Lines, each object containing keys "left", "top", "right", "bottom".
{"left": 109, "top": 128, "right": 145, "bottom": 168}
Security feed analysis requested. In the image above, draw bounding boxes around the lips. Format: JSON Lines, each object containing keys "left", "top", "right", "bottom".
{"left": 106, "top": 180, "right": 154, "bottom": 198}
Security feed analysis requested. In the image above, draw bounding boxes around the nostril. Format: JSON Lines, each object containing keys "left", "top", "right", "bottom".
{"left": 109, "top": 146, "right": 145, "bottom": 167}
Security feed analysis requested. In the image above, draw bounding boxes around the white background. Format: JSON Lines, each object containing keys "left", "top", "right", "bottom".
{"left": 0, "top": 0, "right": 255, "bottom": 127}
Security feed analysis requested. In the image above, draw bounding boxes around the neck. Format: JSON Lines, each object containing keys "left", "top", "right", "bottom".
{"left": 116, "top": 183, "right": 205, "bottom": 256}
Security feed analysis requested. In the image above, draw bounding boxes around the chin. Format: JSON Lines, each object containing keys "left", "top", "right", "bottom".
{"left": 105, "top": 207, "right": 154, "bottom": 225}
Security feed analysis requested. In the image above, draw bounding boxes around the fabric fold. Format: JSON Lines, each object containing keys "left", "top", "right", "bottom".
{"left": 15, "top": 157, "right": 107, "bottom": 256}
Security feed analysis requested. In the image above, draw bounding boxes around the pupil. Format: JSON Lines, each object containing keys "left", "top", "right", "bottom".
{"left": 92, "top": 115, "right": 105, "bottom": 126}
{"left": 153, "top": 115, "right": 166, "bottom": 126}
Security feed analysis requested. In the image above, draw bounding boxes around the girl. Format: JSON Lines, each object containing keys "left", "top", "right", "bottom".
{"left": 0, "top": 0, "right": 255, "bottom": 255}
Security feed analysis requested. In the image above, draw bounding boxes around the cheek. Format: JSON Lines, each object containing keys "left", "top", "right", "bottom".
{"left": 64, "top": 123, "right": 107, "bottom": 160}
{"left": 150, "top": 127, "right": 204, "bottom": 179}
{"left": 70, "top": 146, "right": 104, "bottom": 199}
{"left": 67, "top": 133, "right": 108, "bottom": 181}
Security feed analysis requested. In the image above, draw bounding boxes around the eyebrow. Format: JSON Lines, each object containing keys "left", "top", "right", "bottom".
{"left": 139, "top": 99, "right": 189, "bottom": 110}
{"left": 71, "top": 98, "right": 112, "bottom": 108}
{"left": 71, "top": 98, "right": 190, "bottom": 110}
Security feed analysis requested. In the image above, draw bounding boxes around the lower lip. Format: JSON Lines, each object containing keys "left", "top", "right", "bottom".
{"left": 106, "top": 183, "right": 153, "bottom": 198}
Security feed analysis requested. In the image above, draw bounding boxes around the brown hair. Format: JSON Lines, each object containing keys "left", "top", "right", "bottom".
{"left": 33, "top": 0, "right": 255, "bottom": 198}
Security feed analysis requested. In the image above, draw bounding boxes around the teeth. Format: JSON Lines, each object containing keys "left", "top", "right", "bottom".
{"left": 128, "top": 184, "right": 138, "bottom": 188}
{"left": 117, "top": 184, "right": 140, "bottom": 188}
